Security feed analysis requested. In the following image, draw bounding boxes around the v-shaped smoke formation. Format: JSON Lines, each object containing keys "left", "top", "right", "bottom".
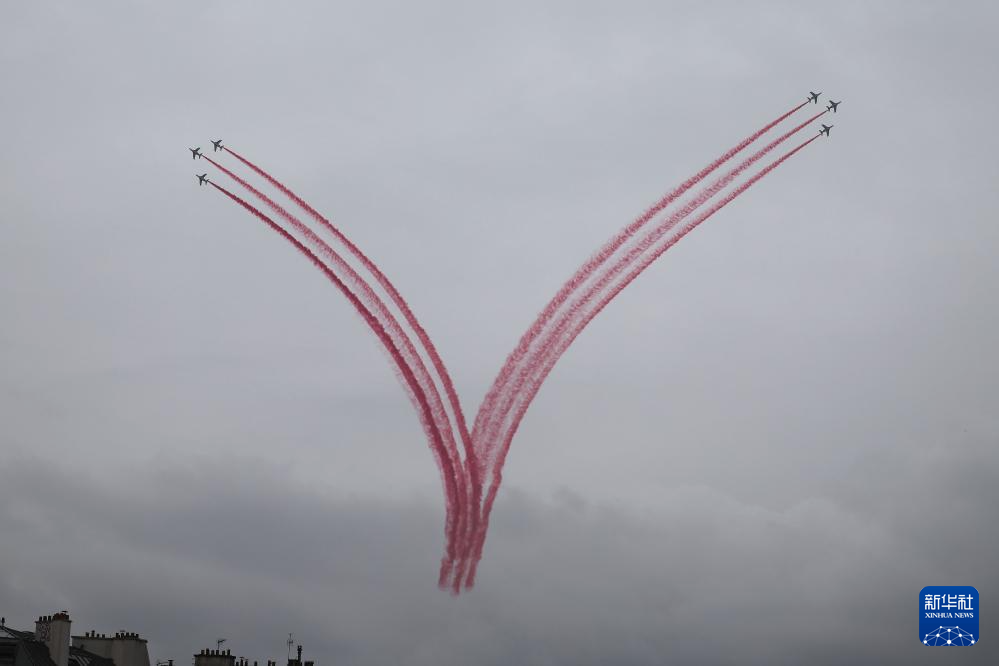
{"left": 201, "top": 99, "right": 825, "bottom": 593}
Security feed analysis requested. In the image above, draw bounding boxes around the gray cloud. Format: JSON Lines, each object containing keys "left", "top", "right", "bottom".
{"left": 1, "top": 453, "right": 995, "bottom": 665}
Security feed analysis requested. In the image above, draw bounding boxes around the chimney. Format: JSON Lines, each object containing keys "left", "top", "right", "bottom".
{"left": 38, "top": 612, "right": 72, "bottom": 666}
{"left": 106, "top": 628, "right": 149, "bottom": 666}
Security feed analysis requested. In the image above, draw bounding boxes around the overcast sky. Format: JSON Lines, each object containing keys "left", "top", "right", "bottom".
{"left": 2, "top": 1, "right": 998, "bottom": 664}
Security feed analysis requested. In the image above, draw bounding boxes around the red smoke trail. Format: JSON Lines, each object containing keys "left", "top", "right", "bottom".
{"left": 208, "top": 181, "right": 463, "bottom": 584}
{"left": 479, "top": 111, "right": 828, "bottom": 470}
{"left": 222, "top": 147, "right": 480, "bottom": 579}
{"left": 203, "top": 154, "right": 468, "bottom": 578}
{"left": 463, "top": 134, "right": 820, "bottom": 588}
{"left": 472, "top": 101, "right": 810, "bottom": 475}
{"left": 223, "top": 150, "right": 472, "bottom": 450}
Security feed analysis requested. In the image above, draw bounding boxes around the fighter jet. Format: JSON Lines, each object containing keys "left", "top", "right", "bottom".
{"left": 826, "top": 100, "right": 841, "bottom": 113}
{"left": 819, "top": 124, "right": 833, "bottom": 137}
{"left": 807, "top": 91, "right": 822, "bottom": 104}
{"left": 211, "top": 139, "right": 224, "bottom": 152}
{"left": 189, "top": 147, "right": 203, "bottom": 159}
{"left": 197, "top": 173, "right": 209, "bottom": 186}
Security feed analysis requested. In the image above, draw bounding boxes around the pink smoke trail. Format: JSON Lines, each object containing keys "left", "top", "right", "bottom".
{"left": 223, "top": 150, "right": 472, "bottom": 455}
{"left": 209, "top": 181, "right": 462, "bottom": 585}
{"left": 222, "top": 148, "right": 480, "bottom": 572}
{"left": 221, "top": 147, "right": 478, "bottom": 587}
{"left": 479, "top": 110, "right": 828, "bottom": 474}
{"left": 463, "top": 134, "right": 821, "bottom": 588}
{"left": 204, "top": 154, "right": 468, "bottom": 583}
{"left": 471, "top": 101, "right": 810, "bottom": 466}
{"left": 466, "top": 101, "right": 810, "bottom": 582}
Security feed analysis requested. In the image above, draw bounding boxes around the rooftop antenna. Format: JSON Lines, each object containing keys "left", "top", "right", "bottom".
{"left": 286, "top": 634, "right": 294, "bottom": 662}
{"left": 216, "top": 639, "right": 227, "bottom": 652}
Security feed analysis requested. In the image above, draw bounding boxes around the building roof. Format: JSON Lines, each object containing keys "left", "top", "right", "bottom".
{"left": 68, "top": 647, "right": 114, "bottom": 666}
{"left": 0, "top": 623, "right": 108, "bottom": 666}
{"left": 12, "top": 639, "right": 56, "bottom": 666}
{"left": 0, "top": 627, "right": 32, "bottom": 641}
